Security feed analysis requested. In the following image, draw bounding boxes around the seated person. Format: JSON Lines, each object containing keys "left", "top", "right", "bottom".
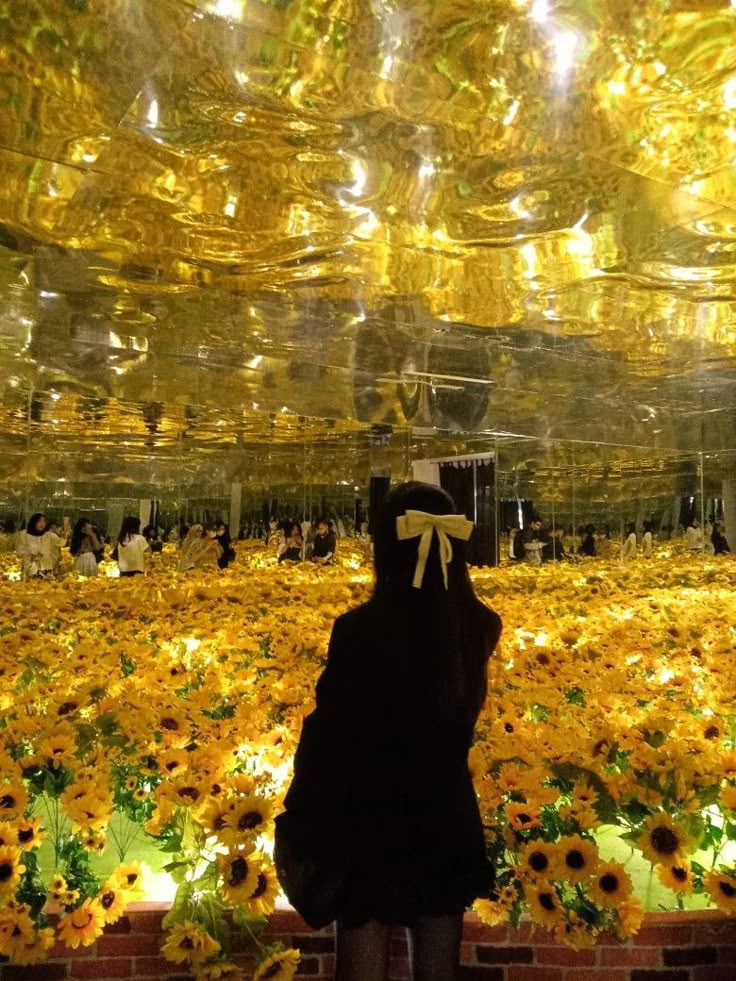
{"left": 712, "top": 522, "right": 731, "bottom": 555}
{"left": 279, "top": 522, "right": 304, "bottom": 563}
{"left": 311, "top": 518, "right": 336, "bottom": 565}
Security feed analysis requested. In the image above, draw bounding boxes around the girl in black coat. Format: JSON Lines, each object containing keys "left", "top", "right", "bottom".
{"left": 275, "top": 482, "right": 501, "bottom": 981}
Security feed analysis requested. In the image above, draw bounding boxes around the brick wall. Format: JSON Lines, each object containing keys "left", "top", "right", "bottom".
{"left": 1, "top": 905, "right": 734, "bottom": 980}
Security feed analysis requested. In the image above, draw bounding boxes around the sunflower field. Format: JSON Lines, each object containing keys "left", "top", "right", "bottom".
{"left": 0, "top": 541, "right": 735, "bottom": 978}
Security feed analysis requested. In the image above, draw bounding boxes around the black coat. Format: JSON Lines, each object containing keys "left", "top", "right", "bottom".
{"left": 275, "top": 594, "right": 502, "bottom": 927}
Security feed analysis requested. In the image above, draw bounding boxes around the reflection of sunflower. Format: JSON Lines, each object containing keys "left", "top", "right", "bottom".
{"left": 245, "top": 864, "right": 280, "bottom": 916}
{"left": 518, "top": 840, "right": 556, "bottom": 880}
{"left": 0, "top": 845, "right": 26, "bottom": 898}
{"left": 552, "top": 835, "right": 598, "bottom": 884}
{"left": 57, "top": 899, "right": 105, "bottom": 949}
{"left": 704, "top": 869, "right": 736, "bottom": 913}
{"left": 657, "top": 860, "right": 693, "bottom": 895}
{"left": 637, "top": 814, "right": 689, "bottom": 866}
{"left": 527, "top": 882, "right": 564, "bottom": 929}
{"left": 590, "top": 862, "right": 632, "bottom": 909}
{"left": 253, "top": 948, "right": 300, "bottom": 981}
{"left": 218, "top": 848, "right": 259, "bottom": 904}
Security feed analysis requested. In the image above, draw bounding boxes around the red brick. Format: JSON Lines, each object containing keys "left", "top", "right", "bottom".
{"left": 388, "top": 958, "right": 410, "bottom": 979}
{"left": 717, "top": 945, "right": 736, "bottom": 964}
{"left": 70, "top": 959, "right": 132, "bottom": 979}
{"left": 103, "top": 916, "right": 131, "bottom": 935}
{"left": 507, "top": 969, "right": 563, "bottom": 981}
{"left": 460, "top": 942, "right": 475, "bottom": 964}
{"left": 516, "top": 922, "right": 558, "bottom": 944}
{"left": 458, "top": 969, "right": 505, "bottom": 981}
{"left": 633, "top": 925, "right": 693, "bottom": 946}
{"left": 50, "top": 941, "right": 95, "bottom": 959}
{"left": 693, "top": 969, "right": 731, "bottom": 981}
{"left": 664, "top": 946, "right": 717, "bottom": 967}
{"left": 599, "top": 946, "right": 661, "bottom": 967}
{"left": 132, "top": 956, "right": 176, "bottom": 976}
{"left": 565, "top": 972, "right": 628, "bottom": 981}
{"left": 295, "top": 936, "right": 334, "bottom": 955}
{"left": 96, "top": 933, "right": 161, "bottom": 957}
{"left": 536, "top": 947, "right": 597, "bottom": 966}
{"left": 477, "top": 945, "right": 534, "bottom": 964}
{"left": 295, "top": 957, "right": 320, "bottom": 976}
{"left": 127, "top": 911, "right": 163, "bottom": 934}
{"left": 2, "top": 967, "right": 68, "bottom": 981}
{"left": 463, "top": 917, "right": 509, "bottom": 943}
{"left": 700, "top": 922, "right": 736, "bottom": 944}
{"left": 630, "top": 972, "right": 690, "bottom": 981}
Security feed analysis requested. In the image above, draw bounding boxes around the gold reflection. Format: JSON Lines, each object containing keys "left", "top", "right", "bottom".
{"left": 0, "top": 0, "right": 735, "bottom": 473}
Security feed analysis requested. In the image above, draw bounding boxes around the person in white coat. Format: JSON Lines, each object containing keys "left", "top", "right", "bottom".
{"left": 622, "top": 522, "right": 638, "bottom": 562}
{"left": 16, "top": 513, "right": 47, "bottom": 579}
{"left": 642, "top": 521, "right": 654, "bottom": 559}
{"left": 685, "top": 519, "right": 704, "bottom": 553}
{"left": 115, "top": 516, "right": 150, "bottom": 577}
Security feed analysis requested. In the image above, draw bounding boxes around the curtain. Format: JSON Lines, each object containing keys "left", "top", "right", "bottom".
{"left": 439, "top": 460, "right": 497, "bottom": 567}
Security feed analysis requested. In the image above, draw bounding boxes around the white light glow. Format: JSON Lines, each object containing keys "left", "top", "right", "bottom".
{"left": 503, "top": 99, "right": 520, "bottom": 125}
{"left": 224, "top": 194, "right": 237, "bottom": 218}
{"left": 530, "top": 0, "right": 549, "bottom": 23}
{"left": 380, "top": 54, "right": 393, "bottom": 79}
{"left": 552, "top": 31, "right": 578, "bottom": 74}
{"left": 349, "top": 159, "right": 367, "bottom": 197}
{"left": 146, "top": 98, "right": 159, "bottom": 127}
{"left": 724, "top": 76, "right": 736, "bottom": 110}
{"left": 213, "top": 0, "right": 242, "bottom": 18}
{"left": 418, "top": 159, "right": 436, "bottom": 179}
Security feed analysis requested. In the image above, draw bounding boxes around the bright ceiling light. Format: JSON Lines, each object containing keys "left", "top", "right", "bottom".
{"left": 552, "top": 31, "right": 579, "bottom": 74}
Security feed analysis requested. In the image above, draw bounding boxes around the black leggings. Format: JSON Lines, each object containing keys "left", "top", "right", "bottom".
{"left": 335, "top": 915, "right": 463, "bottom": 981}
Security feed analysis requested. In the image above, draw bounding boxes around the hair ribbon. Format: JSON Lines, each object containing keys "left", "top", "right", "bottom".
{"left": 395, "top": 509, "right": 474, "bottom": 589}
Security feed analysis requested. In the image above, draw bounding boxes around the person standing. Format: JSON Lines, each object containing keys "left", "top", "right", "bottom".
{"left": 579, "top": 524, "right": 597, "bottom": 558}
{"left": 115, "top": 517, "right": 150, "bottom": 577}
{"left": 41, "top": 519, "right": 67, "bottom": 578}
{"left": 712, "top": 522, "right": 731, "bottom": 555}
{"left": 16, "top": 513, "right": 47, "bottom": 579}
{"left": 216, "top": 523, "right": 236, "bottom": 569}
{"left": 276, "top": 482, "right": 502, "bottom": 981}
{"left": 622, "top": 522, "right": 637, "bottom": 562}
{"left": 69, "top": 518, "right": 101, "bottom": 577}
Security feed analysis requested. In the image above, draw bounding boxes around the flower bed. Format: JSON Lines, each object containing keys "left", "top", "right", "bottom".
{"left": 0, "top": 547, "right": 735, "bottom": 978}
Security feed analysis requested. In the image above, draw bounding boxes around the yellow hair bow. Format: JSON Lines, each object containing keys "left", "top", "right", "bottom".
{"left": 395, "top": 509, "right": 474, "bottom": 589}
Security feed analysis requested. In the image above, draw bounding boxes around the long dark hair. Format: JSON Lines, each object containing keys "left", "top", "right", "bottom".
{"left": 69, "top": 517, "right": 90, "bottom": 556}
{"left": 118, "top": 516, "right": 141, "bottom": 544}
{"left": 372, "top": 482, "right": 491, "bottom": 718}
{"left": 26, "top": 513, "right": 46, "bottom": 536}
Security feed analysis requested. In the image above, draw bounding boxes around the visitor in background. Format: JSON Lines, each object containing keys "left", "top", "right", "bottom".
{"left": 596, "top": 528, "right": 612, "bottom": 559}
{"left": 311, "top": 518, "right": 336, "bottom": 565}
{"left": 42, "top": 519, "right": 67, "bottom": 578}
{"left": 177, "top": 523, "right": 190, "bottom": 547}
{"left": 522, "top": 517, "right": 543, "bottom": 565}
{"left": 275, "top": 482, "right": 502, "bottom": 981}
{"left": 178, "top": 524, "right": 223, "bottom": 571}
{"left": 115, "top": 517, "right": 150, "bottom": 577}
{"left": 622, "top": 522, "right": 637, "bottom": 562}
{"left": 579, "top": 524, "right": 597, "bottom": 557}
{"left": 16, "top": 513, "right": 47, "bottom": 579}
{"left": 712, "top": 522, "right": 731, "bottom": 555}
{"left": 685, "top": 518, "right": 704, "bottom": 552}
{"left": 216, "top": 523, "right": 236, "bottom": 569}
{"left": 642, "top": 520, "right": 654, "bottom": 559}
{"left": 142, "top": 524, "right": 164, "bottom": 554}
{"left": 542, "top": 526, "right": 566, "bottom": 563}
{"left": 69, "top": 518, "right": 101, "bottom": 577}
{"left": 278, "top": 522, "right": 304, "bottom": 563}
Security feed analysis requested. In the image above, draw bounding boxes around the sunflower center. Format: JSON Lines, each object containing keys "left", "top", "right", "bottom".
{"left": 18, "top": 827, "right": 34, "bottom": 844}
{"left": 178, "top": 786, "right": 200, "bottom": 802}
{"left": 516, "top": 812, "right": 532, "bottom": 825}
{"left": 565, "top": 849, "right": 585, "bottom": 870}
{"left": 0, "top": 862, "right": 13, "bottom": 881}
{"left": 251, "top": 872, "right": 268, "bottom": 898}
{"left": 58, "top": 701, "right": 78, "bottom": 716}
{"left": 126, "top": 873, "right": 138, "bottom": 886}
{"left": 651, "top": 826, "right": 679, "bottom": 855}
{"left": 0, "top": 794, "right": 16, "bottom": 810}
{"left": 263, "top": 964, "right": 283, "bottom": 979}
{"left": 214, "top": 815, "right": 228, "bottom": 831}
{"left": 539, "top": 892, "right": 556, "bottom": 911}
{"left": 74, "top": 913, "right": 94, "bottom": 930}
{"left": 229, "top": 856, "right": 249, "bottom": 886}
{"left": 238, "top": 810, "right": 262, "bottom": 831}
{"left": 672, "top": 866, "right": 688, "bottom": 882}
{"left": 530, "top": 852, "right": 549, "bottom": 873}
{"left": 181, "top": 937, "right": 195, "bottom": 950}
{"left": 101, "top": 891, "right": 115, "bottom": 909}
{"left": 160, "top": 718, "right": 179, "bottom": 731}
{"left": 704, "top": 726, "right": 720, "bottom": 740}
{"left": 599, "top": 873, "right": 619, "bottom": 893}
{"left": 719, "top": 880, "right": 736, "bottom": 899}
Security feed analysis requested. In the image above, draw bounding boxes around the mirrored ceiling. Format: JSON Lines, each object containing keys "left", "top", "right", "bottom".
{"left": 1, "top": 0, "right": 736, "bottom": 491}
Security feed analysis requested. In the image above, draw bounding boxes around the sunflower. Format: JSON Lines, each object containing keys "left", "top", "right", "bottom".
{"left": 518, "top": 840, "right": 556, "bottom": 880}
{"left": 704, "top": 869, "right": 736, "bottom": 913}
{"left": 97, "top": 878, "right": 128, "bottom": 924}
{"left": 49, "top": 874, "right": 68, "bottom": 902}
{"left": 551, "top": 835, "right": 598, "bottom": 884}
{"left": 0, "top": 846, "right": 26, "bottom": 898}
{"left": 14, "top": 818, "right": 45, "bottom": 851}
{"left": 161, "top": 919, "right": 221, "bottom": 966}
{"left": 657, "top": 860, "right": 693, "bottom": 895}
{"left": 245, "top": 864, "right": 280, "bottom": 916}
{"left": 218, "top": 847, "right": 260, "bottom": 904}
{"left": 589, "top": 862, "right": 632, "bottom": 909}
{"left": 0, "top": 907, "right": 34, "bottom": 960}
{"left": 193, "top": 961, "right": 243, "bottom": 981}
{"left": 473, "top": 897, "right": 510, "bottom": 927}
{"left": 125, "top": 776, "right": 138, "bottom": 791}
{"left": 721, "top": 785, "right": 736, "bottom": 811}
{"left": 527, "top": 881, "right": 564, "bottom": 929}
{"left": 226, "top": 796, "right": 273, "bottom": 840}
{"left": 637, "top": 813, "right": 690, "bottom": 866}
{"left": 159, "top": 748, "right": 190, "bottom": 776}
{"left": 253, "top": 948, "right": 300, "bottom": 981}
{"left": 113, "top": 863, "right": 143, "bottom": 895}
{"left": 505, "top": 802, "right": 541, "bottom": 832}
{"left": 616, "top": 896, "right": 646, "bottom": 939}
{"left": 0, "top": 783, "right": 28, "bottom": 819}
{"left": 57, "top": 899, "right": 106, "bottom": 949}
{"left": 10, "top": 925, "right": 55, "bottom": 965}
{"left": 200, "top": 797, "right": 236, "bottom": 838}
